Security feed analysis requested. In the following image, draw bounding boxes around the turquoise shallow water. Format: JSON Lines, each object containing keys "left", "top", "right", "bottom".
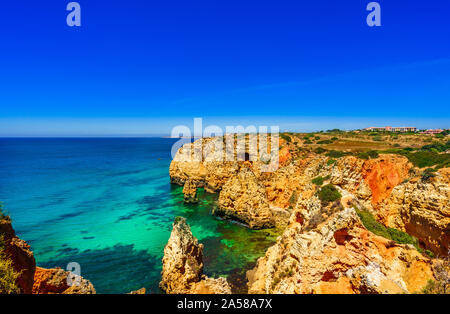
{"left": 0, "top": 138, "right": 278, "bottom": 293}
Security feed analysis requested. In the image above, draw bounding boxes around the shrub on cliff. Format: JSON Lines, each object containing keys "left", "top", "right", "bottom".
{"left": 0, "top": 203, "right": 10, "bottom": 222}
{"left": 326, "top": 150, "right": 345, "bottom": 158}
{"left": 421, "top": 168, "right": 437, "bottom": 182}
{"left": 318, "top": 184, "right": 341, "bottom": 204}
{"left": 315, "top": 147, "right": 327, "bottom": 154}
{"left": 0, "top": 236, "right": 21, "bottom": 294}
{"left": 280, "top": 133, "right": 292, "bottom": 143}
{"left": 357, "top": 150, "right": 379, "bottom": 160}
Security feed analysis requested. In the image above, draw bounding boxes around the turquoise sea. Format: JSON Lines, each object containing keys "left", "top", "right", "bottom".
{"left": 0, "top": 138, "right": 278, "bottom": 293}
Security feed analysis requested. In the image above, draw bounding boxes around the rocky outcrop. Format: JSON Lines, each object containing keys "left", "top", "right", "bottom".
{"left": 377, "top": 168, "right": 450, "bottom": 256}
{"left": 0, "top": 218, "right": 36, "bottom": 294}
{"left": 1, "top": 218, "right": 96, "bottom": 294}
{"left": 330, "top": 154, "right": 411, "bottom": 206}
{"left": 183, "top": 180, "right": 199, "bottom": 204}
{"left": 216, "top": 166, "right": 274, "bottom": 229}
{"left": 247, "top": 206, "right": 436, "bottom": 294}
{"left": 32, "top": 267, "right": 96, "bottom": 294}
{"left": 160, "top": 217, "right": 231, "bottom": 294}
{"left": 361, "top": 155, "right": 411, "bottom": 205}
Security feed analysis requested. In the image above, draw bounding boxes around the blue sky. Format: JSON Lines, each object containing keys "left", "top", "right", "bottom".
{"left": 1, "top": 0, "right": 449, "bottom": 136}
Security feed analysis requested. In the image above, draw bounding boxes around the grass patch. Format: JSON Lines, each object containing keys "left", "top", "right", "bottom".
{"left": 312, "top": 176, "right": 324, "bottom": 186}
{"left": 327, "top": 159, "right": 336, "bottom": 165}
{"left": 354, "top": 207, "right": 432, "bottom": 257}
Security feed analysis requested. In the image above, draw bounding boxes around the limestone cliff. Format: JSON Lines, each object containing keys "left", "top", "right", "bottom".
{"left": 216, "top": 166, "right": 274, "bottom": 229}
{"left": 160, "top": 217, "right": 231, "bottom": 294}
{"left": 247, "top": 206, "right": 436, "bottom": 294}
{"left": 377, "top": 168, "right": 450, "bottom": 256}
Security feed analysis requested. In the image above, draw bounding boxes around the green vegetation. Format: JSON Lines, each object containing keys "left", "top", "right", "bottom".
{"left": 421, "top": 168, "right": 437, "bottom": 182}
{"left": 312, "top": 175, "right": 331, "bottom": 186}
{"left": 327, "top": 159, "right": 336, "bottom": 165}
{"left": 317, "top": 139, "right": 333, "bottom": 144}
{"left": 174, "top": 216, "right": 184, "bottom": 223}
{"left": 0, "top": 203, "right": 10, "bottom": 222}
{"left": 0, "top": 236, "right": 21, "bottom": 294}
{"left": 373, "top": 136, "right": 383, "bottom": 142}
{"left": 318, "top": 184, "right": 341, "bottom": 204}
{"left": 354, "top": 207, "right": 432, "bottom": 257}
{"left": 326, "top": 150, "right": 346, "bottom": 158}
{"left": 288, "top": 192, "right": 298, "bottom": 208}
{"left": 312, "top": 176, "right": 324, "bottom": 186}
{"left": 356, "top": 150, "right": 379, "bottom": 160}
{"left": 280, "top": 133, "right": 292, "bottom": 143}
{"left": 314, "top": 147, "right": 327, "bottom": 154}
{"left": 380, "top": 141, "right": 450, "bottom": 169}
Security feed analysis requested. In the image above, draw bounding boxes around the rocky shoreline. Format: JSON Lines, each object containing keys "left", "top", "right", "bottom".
{"left": 167, "top": 136, "right": 449, "bottom": 294}
{"left": 1, "top": 134, "right": 448, "bottom": 294}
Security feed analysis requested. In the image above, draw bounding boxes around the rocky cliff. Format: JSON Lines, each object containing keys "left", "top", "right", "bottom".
{"left": 0, "top": 218, "right": 96, "bottom": 294}
{"left": 33, "top": 266, "right": 96, "bottom": 294}
{"left": 377, "top": 168, "right": 450, "bottom": 256}
{"left": 247, "top": 206, "right": 435, "bottom": 294}
{"left": 160, "top": 217, "right": 231, "bottom": 294}
{"left": 170, "top": 137, "right": 449, "bottom": 293}
{"left": 0, "top": 218, "right": 36, "bottom": 294}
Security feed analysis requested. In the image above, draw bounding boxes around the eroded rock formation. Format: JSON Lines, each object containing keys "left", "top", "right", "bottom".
{"left": 216, "top": 166, "right": 274, "bottom": 229}
{"left": 160, "top": 217, "right": 231, "bottom": 294}
{"left": 33, "top": 267, "right": 96, "bottom": 294}
{"left": 170, "top": 137, "right": 449, "bottom": 258}
{"left": 247, "top": 206, "right": 436, "bottom": 294}
{"left": 377, "top": 168, "right": 450, "bottom": 256}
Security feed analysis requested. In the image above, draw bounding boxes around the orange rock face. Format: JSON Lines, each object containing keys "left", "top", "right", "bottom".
{"left": 362, "top": 155, "right": 411, "bottom": 205}
{"left": 33, "top": 267, "right": 96, "bottom": 294}
{"left": 0, "top": 219, "right": 36, "bottom": 294}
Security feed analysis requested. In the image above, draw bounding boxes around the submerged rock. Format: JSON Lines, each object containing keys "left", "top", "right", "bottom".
{"left": 160, "top": 217, "right": 231, "bottom": 294}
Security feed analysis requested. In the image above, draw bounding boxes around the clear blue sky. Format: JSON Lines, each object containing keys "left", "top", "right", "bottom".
{"left": 1, "top": 0, "right": 449, "bottom": 136}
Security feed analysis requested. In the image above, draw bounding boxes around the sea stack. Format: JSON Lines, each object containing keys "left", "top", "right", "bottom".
{"left": 160, "top": 217, "right": 231, "bottom": 294}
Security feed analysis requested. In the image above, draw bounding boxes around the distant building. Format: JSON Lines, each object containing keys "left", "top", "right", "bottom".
{"left": 421, "top": 129, "right": 444, "bottom": 134}
{"left": 364, "top": 126, "right": 417, "bottom": 132}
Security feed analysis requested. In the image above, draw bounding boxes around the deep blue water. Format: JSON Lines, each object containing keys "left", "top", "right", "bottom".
{"left": 0, "top": 138, "right": 278, "bottom": 293}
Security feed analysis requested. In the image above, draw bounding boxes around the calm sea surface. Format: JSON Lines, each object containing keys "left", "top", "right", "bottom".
{"left": 0, "top": 138, "right": 278, "bottom": 293}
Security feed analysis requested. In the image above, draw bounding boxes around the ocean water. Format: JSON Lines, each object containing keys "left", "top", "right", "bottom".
{"left": 0, "top": 138, "right": 278, "bottom": 293}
